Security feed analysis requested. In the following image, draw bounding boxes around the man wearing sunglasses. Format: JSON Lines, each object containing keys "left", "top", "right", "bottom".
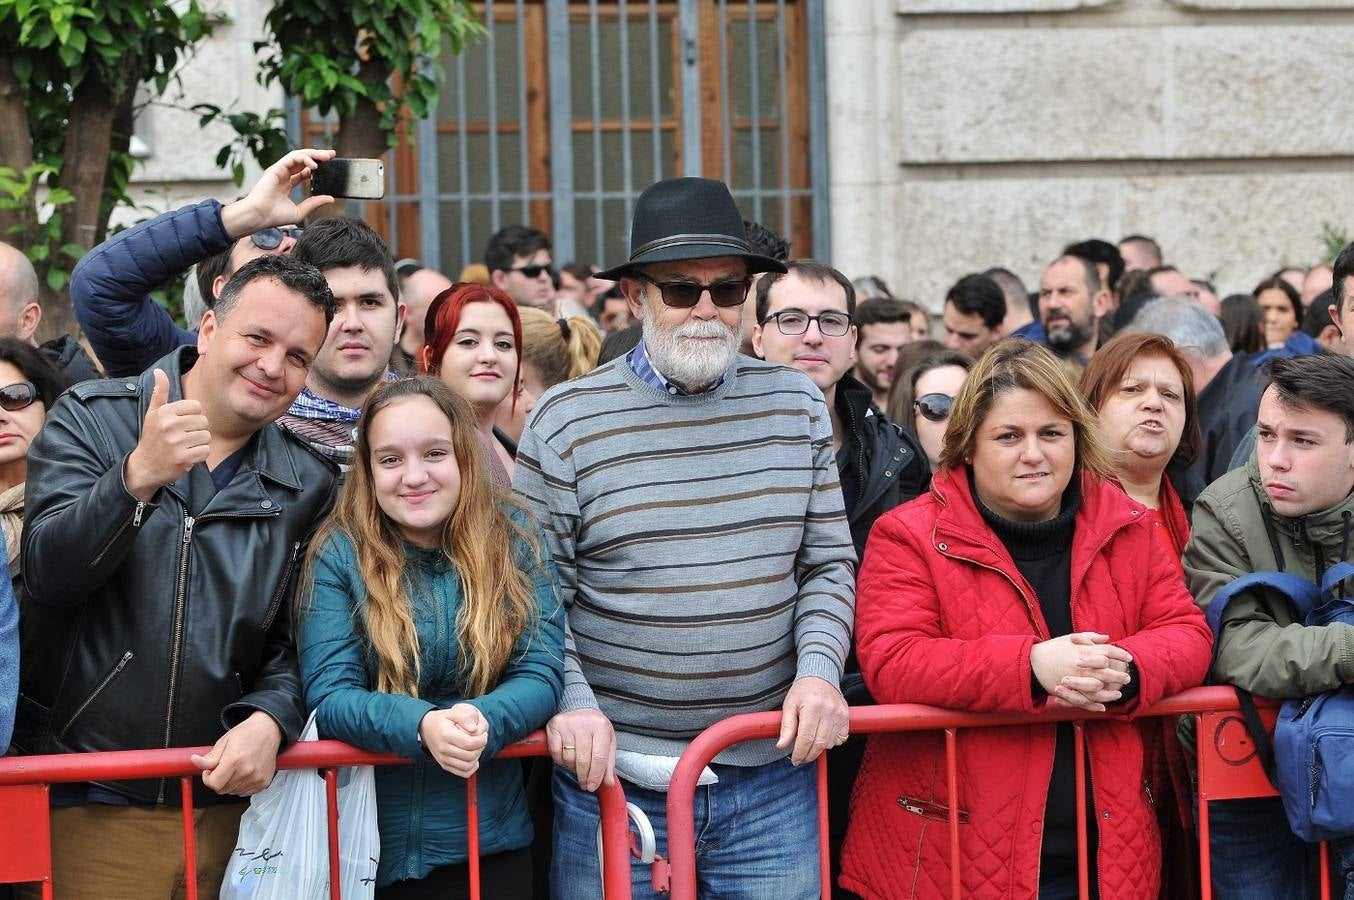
{"left": 514, "top": 177, "right": 857, "bottom": 899}
{"left": 484, "top": 224, "right": 559, "bottom": 313}
{"left": 72, "top": 148, "right": 337, "bottom": 379}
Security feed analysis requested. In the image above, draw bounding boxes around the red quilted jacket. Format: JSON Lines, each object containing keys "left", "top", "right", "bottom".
{"left": 840, "top": 467, "right": 1212, "bottom": 900}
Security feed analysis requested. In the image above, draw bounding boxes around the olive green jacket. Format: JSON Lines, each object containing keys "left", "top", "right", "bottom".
{"left": 1183, "top": 454, "right": 1354, "bottom": 697}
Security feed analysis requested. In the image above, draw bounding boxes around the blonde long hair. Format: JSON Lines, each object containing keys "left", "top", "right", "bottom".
{"left": 303, "top": 376, "right": 539, "bottom": 697}
{"left": 519, "top": 307, "right": 602, "bottom": 389}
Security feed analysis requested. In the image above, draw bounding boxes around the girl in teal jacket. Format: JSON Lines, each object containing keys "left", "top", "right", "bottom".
{"left": 299, "top": 376, "right": 564, "bottom": 898}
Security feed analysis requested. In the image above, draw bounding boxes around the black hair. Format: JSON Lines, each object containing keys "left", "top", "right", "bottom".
{"left": 755, "top": 259, "right": 855, "bottom": 323}
{"left": 484, "top": 224, "right": 552, "bottom": 273}
{"left": 1219, "top": 294, "right": 1264, "bottom": 354}
{"left": 196, "top": 247, "right": 233, "bottom": 304}
{"left": 1333, "top": 241, "right": 1354, "bottom": 316}
{"left": 853, "top": 298, "right": 911, "bottom": 348}
{"left": 214, "top": 254, "right": 336, "bottom": 330}
{"left": 292, "top": 217, "right": 399, "bottom": 302}
{"left": 1252, "top": 276, "right": 1303, "bottom": 323}
{"left": 743, "top": 220, "right": 791, "bottom": 262}
{"left": 984, "top": 267, "right": 1028, "bottom": 316}
{"left": 0, "top": 337, "right": 69, "bottom": 406}
{"left": 1063, "top": 239, "right": 1125, "bottom": 294}
{"left": 1302, "top": 289, "right": 1336, "bottom": 339}
{"left": 944, "top": 273, "right": 1005, "bottom": 329}
{"left": 1267, "top": 353, "right": 1354, "bottom": 442}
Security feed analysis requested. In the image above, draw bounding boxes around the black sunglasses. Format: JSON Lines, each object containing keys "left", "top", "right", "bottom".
{"left": 507, "top": 264, "right": 554, "bottom": 279}
{"left": 0, "top": 381, "right": 38, "bottom": 412}
{"left": 914, "top": 393, "right": 954, "bottom": 423}
{"left": 634, "top": 273, "right": 752, "bottom": 309}
{"left": 249, "top": 226, "right": 304, "bottom": 251}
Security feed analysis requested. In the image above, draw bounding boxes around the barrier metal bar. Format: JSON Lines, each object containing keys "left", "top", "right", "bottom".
{"left": 664, "top": 686, "right": 1287, "bottom": 900}
{"left": 0, "top": 733, "right": 634, "bottom": 900}
{"left": 1073, "top": 722, "right": 1089, "bottom": 900}
{"left": 324, "top": 768, "right": 341, "bottom": 900}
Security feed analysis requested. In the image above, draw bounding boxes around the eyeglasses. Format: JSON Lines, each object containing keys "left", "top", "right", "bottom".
{"left": 914, "top": 393, "right": 954, "bottom": 423}
{"left": 506, "top": 264, "right": 554, "bottom": 279}
{"left": 634, "top": 273, "right": 752, "bottom": 309}
{"left": 250, "top": 226, "right": 303, "bottom": 251}
{"left": 764, "top": 310, "right": 853, "bottom": 337}
{"left": 0, "top": 381, "right": 38, "bottom": 412}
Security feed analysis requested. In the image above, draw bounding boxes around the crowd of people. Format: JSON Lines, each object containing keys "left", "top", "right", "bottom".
{"left": 0, "top": 145, "right": 1352, "bottom": 900}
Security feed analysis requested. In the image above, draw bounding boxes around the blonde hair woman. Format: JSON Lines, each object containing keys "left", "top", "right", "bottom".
{"left": 517, "top": 307, "right": 602, "bottom": 396}
{"left": 299, "top": 376, "right": 563, "bottom": 898}
{"left": 841, "top": 340, "right": 1212, "bottom": 900}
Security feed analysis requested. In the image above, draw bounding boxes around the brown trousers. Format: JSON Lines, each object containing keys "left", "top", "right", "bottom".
{"left": 14, "top": 802, "right": 245, "bottom": 900}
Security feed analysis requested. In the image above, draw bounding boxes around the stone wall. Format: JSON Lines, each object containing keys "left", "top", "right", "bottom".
{"left": 826, "top": 0, "right": 1354, "bottom": 310}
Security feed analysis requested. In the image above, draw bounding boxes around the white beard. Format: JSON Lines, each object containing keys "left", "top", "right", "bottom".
{"left": 642, "top": 314, "right": 740, "bottom": 392}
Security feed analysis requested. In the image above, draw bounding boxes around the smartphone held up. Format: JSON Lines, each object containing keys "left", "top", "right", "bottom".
{"left": 311, "top": 158, "right": 386, "bottom": 200}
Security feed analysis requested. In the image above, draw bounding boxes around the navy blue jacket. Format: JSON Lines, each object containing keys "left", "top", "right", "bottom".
{"left": 71, "top": 200, "right": 222, "bottom": 377}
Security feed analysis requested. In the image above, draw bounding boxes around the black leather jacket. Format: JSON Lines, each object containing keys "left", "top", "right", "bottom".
{"left": 15, "top": 347, "right": 338, "bottom": 805}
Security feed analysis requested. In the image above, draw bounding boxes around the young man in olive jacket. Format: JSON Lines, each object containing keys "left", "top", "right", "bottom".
{"left": 1184, "top": 353, "right": 1354, "bottom": 900}
{"left": 13, "top": 255, "right": 339, "bottom": 900}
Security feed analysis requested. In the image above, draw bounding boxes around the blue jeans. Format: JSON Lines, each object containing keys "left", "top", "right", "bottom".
{"left": 550, "top": 756, "right": 819, "bottom": 900}
{"left": 1207, "top": 797, "right": 1354, "bottom": 900}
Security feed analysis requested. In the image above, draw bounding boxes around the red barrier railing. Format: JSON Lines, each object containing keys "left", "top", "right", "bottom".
{"left": 662, "top": 686, "right": 1330, "bottom": 900}
{"left": 0, "top": 731, "right": 633, "bottom": 899}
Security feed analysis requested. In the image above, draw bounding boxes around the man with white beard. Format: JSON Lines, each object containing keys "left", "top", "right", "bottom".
{"left": 513, "top": 177, "right": 856, "bottom": 898}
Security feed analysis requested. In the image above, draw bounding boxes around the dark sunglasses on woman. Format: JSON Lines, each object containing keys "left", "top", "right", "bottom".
{"left": 914, "top": 392, "right": 954, "bottom": 423}
{"left": 0, "top": 381, "right": 38, "bottom": 411}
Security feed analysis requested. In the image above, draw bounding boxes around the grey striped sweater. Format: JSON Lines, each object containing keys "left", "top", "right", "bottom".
{"left": 513, "top": 355, "right": 856, "bottom": 765}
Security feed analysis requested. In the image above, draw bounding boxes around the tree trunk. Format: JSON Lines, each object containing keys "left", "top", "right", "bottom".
{"left": 313, "top": 57, "right": 393, "bottom": 221}
{"left": 35, "top": 75, "right": 123, "bottom": 341}
{"left": 0, "top": 52, "right": 35, "bottom": 243}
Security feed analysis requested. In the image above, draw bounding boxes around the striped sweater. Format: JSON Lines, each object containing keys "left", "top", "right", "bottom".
{"left": 513, "top": 354, "right": 856, "bottom": 765}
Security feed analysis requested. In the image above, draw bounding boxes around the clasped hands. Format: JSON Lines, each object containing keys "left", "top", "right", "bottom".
{"left": 1030, "top": 631, "right": 1132, "bottom": 713}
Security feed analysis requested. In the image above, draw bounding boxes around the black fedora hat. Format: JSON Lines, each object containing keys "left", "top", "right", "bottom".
{"left": 595, "top": 177, "right": 788, "bottom": 280}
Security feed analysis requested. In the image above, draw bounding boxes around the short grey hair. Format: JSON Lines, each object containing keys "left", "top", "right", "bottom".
{"left": 182, "top": 266, "right": 209, "bottom": 330}
{"left": 1126, "top": 294, "right": 1229, "bottom": 358}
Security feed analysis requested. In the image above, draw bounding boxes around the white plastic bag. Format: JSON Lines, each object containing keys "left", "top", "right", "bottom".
{"left": 220, "top": 714, "right": 380, "bottom": 900}
{"left": 333, "top": 762, "right": 379, "bottom": 898}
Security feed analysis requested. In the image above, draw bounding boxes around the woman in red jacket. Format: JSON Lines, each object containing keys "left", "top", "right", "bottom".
{"left": 840, "top": 340, "right": 1212, "bottom": 900}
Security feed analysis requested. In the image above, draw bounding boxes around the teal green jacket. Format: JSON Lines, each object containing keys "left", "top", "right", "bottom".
{"left": 299, "top": 517, "right": 564, "bottom": 887}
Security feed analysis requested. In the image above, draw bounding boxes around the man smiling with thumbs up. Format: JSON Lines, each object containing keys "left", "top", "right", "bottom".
{"left": 12, "top": 254, "right": 341, "bottom": 900}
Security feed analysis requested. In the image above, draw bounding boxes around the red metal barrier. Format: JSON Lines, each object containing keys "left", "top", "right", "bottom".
{"left": 0, "top": 730, "right": 634, "bottom": 899}
{"left": 663, "top": 686, "right": 1331, "bottom": 900}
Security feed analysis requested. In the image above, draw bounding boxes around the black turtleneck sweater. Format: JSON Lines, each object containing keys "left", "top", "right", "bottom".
{"left": 972, "top": 475, "right": 1099, "bottom": 895}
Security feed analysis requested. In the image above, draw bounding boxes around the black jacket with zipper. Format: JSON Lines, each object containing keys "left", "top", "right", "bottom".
{"left": 835, "top": 373, "right": 929, "bottom": 563}
{"left": 14, "top": 346, "right": 338, "bottom": 805}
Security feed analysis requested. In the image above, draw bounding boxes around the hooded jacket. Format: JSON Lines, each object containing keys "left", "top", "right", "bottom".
{"left": 1184, "top": 453, "right": 1354, "bottom": 697}
{"left": 14, "top": 347, "right": 339, "bottom": 805}
{"left": 840, "top": 467, "right": 1213, "bottom": 899}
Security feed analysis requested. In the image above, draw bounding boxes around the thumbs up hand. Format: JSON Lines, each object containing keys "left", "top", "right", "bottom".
{"left": 123, "top": 369, "right": 212, "bottom": 502}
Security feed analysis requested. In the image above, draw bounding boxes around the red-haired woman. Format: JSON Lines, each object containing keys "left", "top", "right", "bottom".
{"left": 420, "top": 284, "right": 525, "bottom": 484}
